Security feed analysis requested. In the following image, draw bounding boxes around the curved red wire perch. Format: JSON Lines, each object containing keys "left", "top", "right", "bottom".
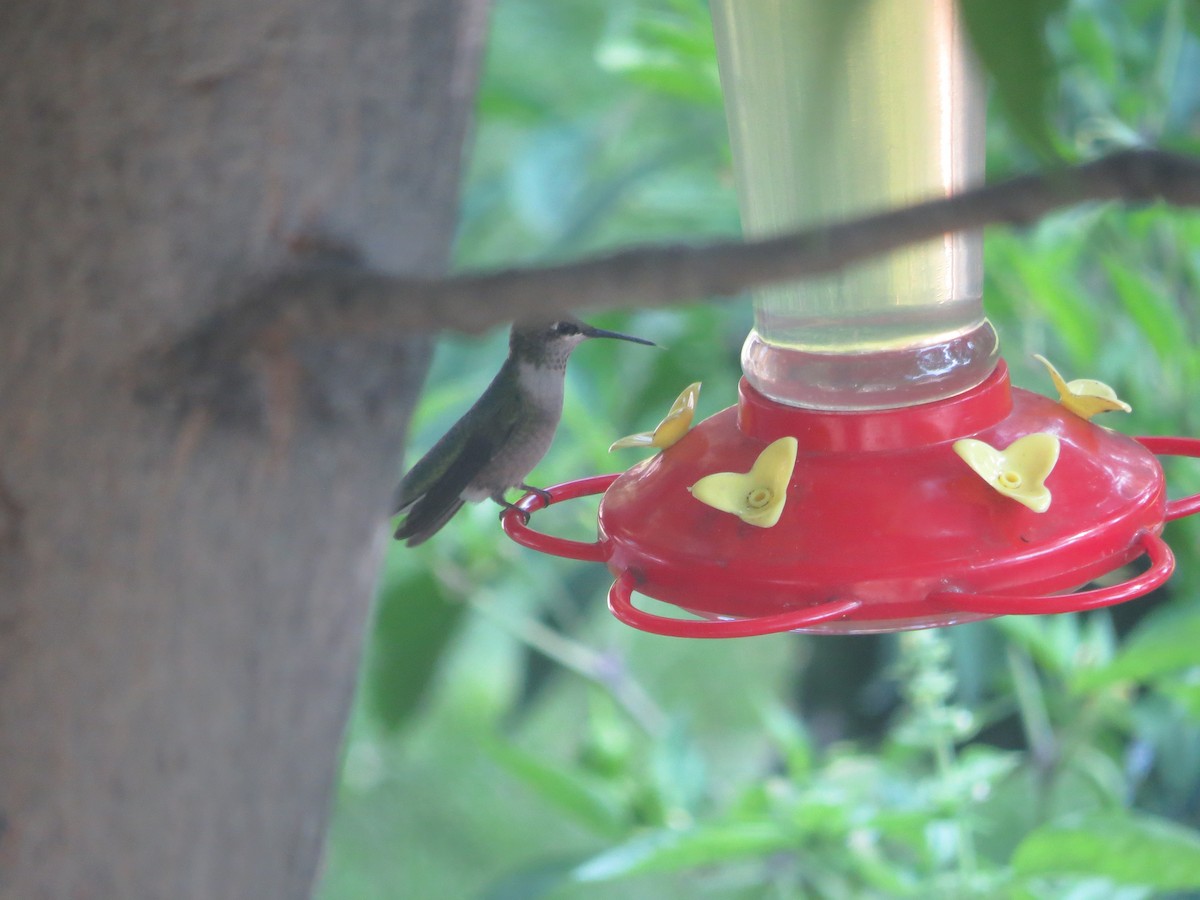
{"left": 502, "top": 434, "right": 1200, "bottom": 637}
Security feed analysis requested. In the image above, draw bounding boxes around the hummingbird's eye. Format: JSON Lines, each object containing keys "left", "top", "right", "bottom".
{"left": 554, "top": 321, "right": 580, "bottom": 336}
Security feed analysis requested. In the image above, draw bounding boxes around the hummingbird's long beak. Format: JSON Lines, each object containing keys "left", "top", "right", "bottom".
{"left": 579, "top": 323, "right": 656, "bottom": 346}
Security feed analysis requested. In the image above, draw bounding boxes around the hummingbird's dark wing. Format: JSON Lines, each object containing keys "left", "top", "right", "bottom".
{"left": 393, "top": 405, "right": 523, "bottom": 546}
{"left": 393, "top": 471, "right": 467, "bottom": 547}
{"left": 392, "top": 365, "right": 518, "bottom": 515}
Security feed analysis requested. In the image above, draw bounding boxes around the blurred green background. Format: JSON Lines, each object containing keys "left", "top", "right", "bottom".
{"left": 319, "top": 1, "right": 1200, "bottom": 897}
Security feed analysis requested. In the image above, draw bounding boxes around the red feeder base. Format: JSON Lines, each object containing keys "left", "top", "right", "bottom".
{"left": 504, "top": 361, "right": 1200, "bottom": 637}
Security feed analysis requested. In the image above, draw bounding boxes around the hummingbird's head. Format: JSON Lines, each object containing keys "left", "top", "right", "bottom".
{"left": 510, "top": 317, "right": 655, "bottom": 370}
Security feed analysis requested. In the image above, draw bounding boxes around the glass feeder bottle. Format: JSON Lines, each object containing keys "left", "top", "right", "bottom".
{"left": 710, "top": 0, "right": 999, "bottom": 410}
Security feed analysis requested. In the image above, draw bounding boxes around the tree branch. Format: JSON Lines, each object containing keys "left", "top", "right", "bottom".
{"left": 139, "top": 149, "right": 1200, "bottom": 404}
{"left": 417, "top": 148, "right": 1200, "bottom": 330}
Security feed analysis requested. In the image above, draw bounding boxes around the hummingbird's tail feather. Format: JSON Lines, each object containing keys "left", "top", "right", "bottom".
{"left": 393, "top": 432, "right": 502, "bottom": 546}
{"left": 394, "top": 495, "right": 466, "bottom": 547}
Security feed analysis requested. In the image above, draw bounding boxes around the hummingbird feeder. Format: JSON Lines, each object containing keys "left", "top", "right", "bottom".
{"left": 502, "top": 0, "right": 1200, "bottom": 636}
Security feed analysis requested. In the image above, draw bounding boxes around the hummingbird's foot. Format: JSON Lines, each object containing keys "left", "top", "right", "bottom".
{"left": 518, "top": 483, "right": 554, "bottom": 508}
{"left": 495, "top": 498, "right": 531, "bottom": 526}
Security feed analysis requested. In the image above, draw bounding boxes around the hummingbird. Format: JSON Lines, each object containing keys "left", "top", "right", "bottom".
{"left": 393, "top": 317, "right": 656, "bottom": 546}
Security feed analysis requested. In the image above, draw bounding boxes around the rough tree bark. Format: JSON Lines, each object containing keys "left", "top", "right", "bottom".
{"left": 0, "top": 1, "right": 487, "bottom": 896}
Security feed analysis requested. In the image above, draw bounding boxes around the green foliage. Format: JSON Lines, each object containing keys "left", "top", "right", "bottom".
{"left": 364, "top": 559, "right": 464, "bottom": 732}
{"left": 960, "top": 0, "right": 1070, "bottom": 161}
{"left": 320, "top": 0, "right": 1200, "bottom": 897}
{"left": 1013, "top": 814, "right": 1200, "bottom": 890}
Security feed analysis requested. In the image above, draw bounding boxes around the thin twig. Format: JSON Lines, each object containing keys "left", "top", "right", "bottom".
{"left": 466, "top": 591, "right": 666, "bottom": 735}
{"left": 434, "top": 562, "right": 666, "bottom": 734}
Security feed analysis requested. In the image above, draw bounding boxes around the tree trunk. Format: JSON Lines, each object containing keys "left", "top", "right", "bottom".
{"left": 0, "top": 1, "right": 487, "bottom": 896}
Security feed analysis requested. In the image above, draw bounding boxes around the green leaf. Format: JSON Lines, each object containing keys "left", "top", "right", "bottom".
{"left": 1160, "top": 678, "right": 1200, "bottom": 720}
{"left": 1074, "top": 612, "right": 1200, "bottom": 690}
{"left": 648, "top": 717, "right": 707, "bottom": 818}
{"left": 484, "top": 738, "right": 628, "bottom": 838}
{"left": 993, "top": 613, "right": 1084, "bottom": 679}
{"left": 570, "top": 821, "right": 796, "bottom": 882}
{"left": 480, "top": 855, "right": 589, "bottom": 900}
{"left": 365, "top": 568, "right": 463, "bottom": 732}
{"left": 1013, "top": 813, "right": 1200, "bottom": 889}
{"left": 761, "top": 703, "right": 815, "bottom": 778}
{"left": 991, "top": 226, "right": 1102, "bottom": 364}
{"left": 1105, "top": 256, "right": 1191, "bottom": 361}
{"left": 958, "top": 0, "right": 1068, "bottom": 160}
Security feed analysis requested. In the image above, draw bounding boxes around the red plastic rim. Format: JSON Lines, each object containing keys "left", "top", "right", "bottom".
{"left": 608, "top": 573, "right": 862, "bottom": 638}
{"left": 926, "top": 529, "right": 1174, "bottom": 615}
{"left": 502, "top": 435, "right": 1200, "bottom": 636}
{"left": 1137, "top": 436, "right": 1200, "bottom": 520}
